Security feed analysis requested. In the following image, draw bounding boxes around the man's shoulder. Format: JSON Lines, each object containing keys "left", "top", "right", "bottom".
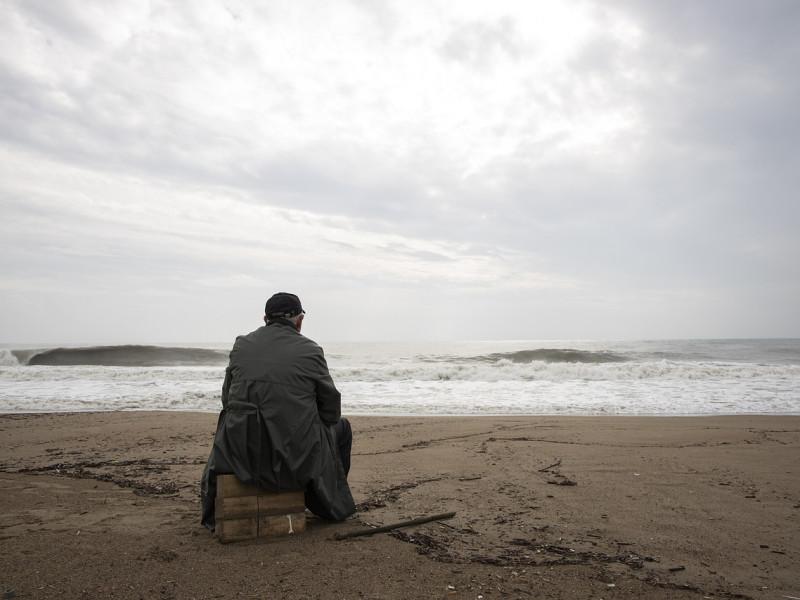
{"left": 233, "top": 325, "right": 324, "bottom": 354}
{"left": 233, "top": 326, "right": 266, "bottom": 344}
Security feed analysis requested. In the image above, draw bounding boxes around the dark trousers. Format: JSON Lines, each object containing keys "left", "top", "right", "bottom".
{"left": 333, "top": 417, "right": 352, "bottom": 477}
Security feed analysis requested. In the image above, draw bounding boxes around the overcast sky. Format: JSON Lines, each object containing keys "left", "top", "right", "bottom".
{"left": 1, "top": 0, "right": 798, "bottom": 344}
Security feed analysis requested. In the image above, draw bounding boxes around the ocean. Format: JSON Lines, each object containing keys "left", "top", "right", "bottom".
{"left": 1, "top": 339, "right": 799, "bottom": 416}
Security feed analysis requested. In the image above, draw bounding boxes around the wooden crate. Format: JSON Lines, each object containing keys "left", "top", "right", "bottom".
{"left": 215, "top": 474, "right": 306, "bottom": 543}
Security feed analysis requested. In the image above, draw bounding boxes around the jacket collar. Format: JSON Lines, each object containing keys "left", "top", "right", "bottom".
{"left": 266, "top": 317, "right": 297, "bottom": 330}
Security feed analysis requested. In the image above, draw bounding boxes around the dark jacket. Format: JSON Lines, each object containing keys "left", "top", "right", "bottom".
{"left": 200, "top": 321, "right": 355, "bottom": 530}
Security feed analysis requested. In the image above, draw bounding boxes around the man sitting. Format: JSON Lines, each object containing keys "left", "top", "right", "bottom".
{"left": 201, "top": 292, "right": 354, "bottom": 530}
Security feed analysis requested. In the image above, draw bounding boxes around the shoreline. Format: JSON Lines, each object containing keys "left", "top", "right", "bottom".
{"left": 1, "top": 412, "right": 798, "bottom": 599}
{"left": 3, "top": 409, "right": 800, "bottom": 417}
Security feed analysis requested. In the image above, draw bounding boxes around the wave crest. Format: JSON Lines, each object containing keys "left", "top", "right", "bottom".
{"left": 484, "top": 349, "right": 626, "bottom": 364}
{"left": 20, "top": 345, "right": 228, "bottom": 367}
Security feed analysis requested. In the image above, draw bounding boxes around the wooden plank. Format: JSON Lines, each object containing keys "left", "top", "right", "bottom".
{"left": 258, "top": 512, "right": 307, "bottom": 537}
{"left": 216, "top": 474, "right": 260, "bottom": 498}
{"left": 217, "top": 513, "right": 307, "bottom": 543}
{"left": 217, "top": 517, "right": 258, "bottom": 544}
{"left": 216, "top": 495, "right": 259, "bottom": 520}
{"left": 259, "top": 491, "right": 305, "bottom": 516}
{"left": 216, "top": 475, "right": 305, "bottom": 514}
{"left": 216, "top": 491, "right": 304, "bottom": 520}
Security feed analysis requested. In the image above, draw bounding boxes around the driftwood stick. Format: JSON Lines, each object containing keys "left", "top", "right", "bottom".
{"left": 335, "top": 512, "right": 456, "bottom": 540}
{"left": 539, "top": 459, "right": 562, "bottom": 472}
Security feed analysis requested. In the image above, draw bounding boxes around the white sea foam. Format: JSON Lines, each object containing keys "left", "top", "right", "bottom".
{"left": 332, "top": 359, "right": 800, "bottom": 383}
{"left": 1, "top": 340, "right": 798, "bottom": 415}
{"left": 0, "top": 349, "right": 20, "bottom": 366}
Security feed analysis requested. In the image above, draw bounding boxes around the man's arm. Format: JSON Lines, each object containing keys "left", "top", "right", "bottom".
{"left": 314, "top": 351, "right": 342, "bottom": 426}
{"left": 221, "top": 366, "right": 233, "bottom": 409}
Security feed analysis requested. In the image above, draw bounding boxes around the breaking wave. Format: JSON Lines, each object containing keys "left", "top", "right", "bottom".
{"left": 8, "top": 345, "right": 229, "bottom": 367}
{"left": 3, "top": 345, "right": 627, "bottom": 368}
{"left": 465, "top": 349, "right": 627, "bottom": 364}
{"left": 332, "top": 360, "right": 800, "bottom": 383}
{"left": 1, "top": 339, "right": 799, "bottom": 414}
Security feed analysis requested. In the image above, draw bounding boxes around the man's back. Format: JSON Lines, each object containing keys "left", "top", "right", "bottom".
{"left": 225, "top": 322, "right": 341, "bottom": 427}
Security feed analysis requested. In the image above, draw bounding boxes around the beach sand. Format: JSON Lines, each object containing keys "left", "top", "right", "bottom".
{"left": 1, "top": 412, "right": 798, "bottom": 599}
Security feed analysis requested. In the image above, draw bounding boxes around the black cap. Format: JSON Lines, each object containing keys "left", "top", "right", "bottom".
{"left": 265, "top": 292, "right": 305, "bottom": 318}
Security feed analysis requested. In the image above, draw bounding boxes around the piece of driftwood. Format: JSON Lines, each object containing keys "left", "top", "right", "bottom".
{"left": 335, "top": 511, "right": 456, "bottom": 540}
{"left": 538, "top": 459, "right": 562, "bottom": 472}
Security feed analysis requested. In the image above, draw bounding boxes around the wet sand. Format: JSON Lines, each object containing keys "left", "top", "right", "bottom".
{"left": 1, "top": 412, "right": 798, "bottom": 599}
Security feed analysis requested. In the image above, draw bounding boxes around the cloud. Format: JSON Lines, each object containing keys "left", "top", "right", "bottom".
{"left": 0, "top": 0, "right": 798, "bottom": 341}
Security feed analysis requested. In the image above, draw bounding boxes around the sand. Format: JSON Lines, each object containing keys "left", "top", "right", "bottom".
{"left": 1, "top": 412, "right": 798, "bottom": 599}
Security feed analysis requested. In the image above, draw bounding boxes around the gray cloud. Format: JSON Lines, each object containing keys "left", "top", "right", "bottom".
{"left": 1, "top": 0, "right": 798, "bottom": 342}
